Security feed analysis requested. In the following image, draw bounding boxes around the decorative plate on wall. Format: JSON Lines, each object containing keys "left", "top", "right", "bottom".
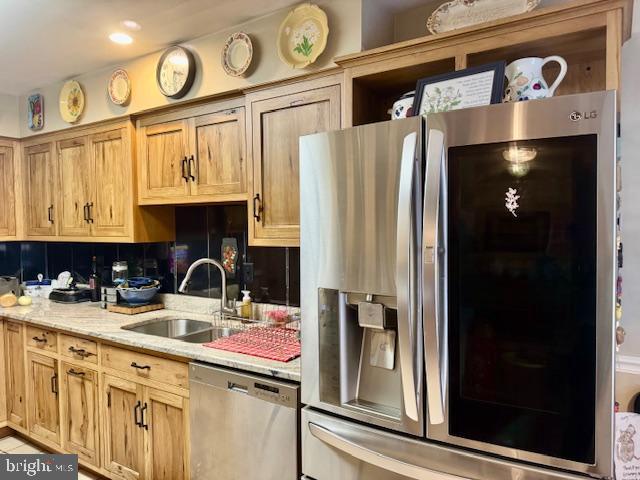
{"left": 277, "top": 3, "right": 329, "bottom": 69}
{"left": 27, "top": 93, "right": 44, "bottom": 130}
{"left": 108, "top": 68, "right": 131, "bottom": 105}
{"left": 156, "top": 46, "right": 196, "bottom": 99}
{"left": 222, "top": 32, "right": 253, "bottom": 77}
{"left": 59, "top": 80, "right": 85, "bottom": 123}
{"left": 426, "top": 0, "right": 540, "bottom": 35}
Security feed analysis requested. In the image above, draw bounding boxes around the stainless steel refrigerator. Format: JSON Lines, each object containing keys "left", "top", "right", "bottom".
{"left": 300, "top": 91, "right": 617, "bottom": 480}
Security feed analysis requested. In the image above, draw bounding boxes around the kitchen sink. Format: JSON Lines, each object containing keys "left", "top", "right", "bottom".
{"left": 122, "top": 318, "right": 213, "bottom": 338}
{"left": 179, "top": 326, "right": 239, "bottom": 343}
{"left": 121, "top": 318, "right": 240, "bottom": 344}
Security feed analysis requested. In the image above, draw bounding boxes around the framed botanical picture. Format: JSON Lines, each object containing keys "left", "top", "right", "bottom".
{"left": 412, "top": 61, "right": 505, "bottom": 115}
{"left": 27, "top": 93, "right": 44, "bottom": 130}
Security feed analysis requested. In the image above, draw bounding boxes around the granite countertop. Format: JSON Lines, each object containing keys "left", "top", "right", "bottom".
{"left": 0, "top": 297, "right": 301, "bottom": 382}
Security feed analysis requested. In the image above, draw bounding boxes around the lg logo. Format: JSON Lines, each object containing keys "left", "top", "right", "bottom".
{"left": 569, "top": 110, "right": 598, "bottom": 121}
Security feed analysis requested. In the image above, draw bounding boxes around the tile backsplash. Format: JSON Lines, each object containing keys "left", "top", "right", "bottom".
{"left": 0, "top": 205, "right": 300, "bottom": 306}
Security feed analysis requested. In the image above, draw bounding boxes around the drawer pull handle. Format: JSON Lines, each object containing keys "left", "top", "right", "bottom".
{"left": 47, "top": 205, "right": 54, "bottom": 223}
{"left": 131, "top": 362, "right": 151, "bottom": 371}
{"left": 140, "top": 402, "right": 149, "bottom": 430}
{"left": 134, "top": 400, "right": 142, "bottom": 427}
{"left": 68, "top": 346, "right": 92, "bottom": 358}
{"left": 32, "top": 336, "right": 47, "bottom": 344}
{"left": 67, "top": 369, "right": 85, "bottom": 377}
{"left": 83, "top": 203, "right": 90, "bottom": 223}
{"left": 87, "top": 202, "right": 94, "bottom": 223}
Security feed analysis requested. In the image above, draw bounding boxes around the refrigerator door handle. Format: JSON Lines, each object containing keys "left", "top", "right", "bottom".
{"left": 423, "top": 128, "right": 446, "bottom": 425}
{"left": 396, "top": 132, "right": 420, "bottom": 422}
{"left": 309, "top": 422, "right": 466, "bottom": 480}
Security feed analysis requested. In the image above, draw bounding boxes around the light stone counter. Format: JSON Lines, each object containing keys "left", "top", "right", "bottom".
{"left": 0, "top": 296, "right": 300, "bottom": 382}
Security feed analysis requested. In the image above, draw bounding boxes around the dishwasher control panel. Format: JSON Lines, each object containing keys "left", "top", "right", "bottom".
{"left": 190, "top": 362, "right": 299, "bottom": 409}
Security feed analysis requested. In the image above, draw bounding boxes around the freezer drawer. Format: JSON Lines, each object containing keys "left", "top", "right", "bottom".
{"left": 190, "top": 363, "right": 299, "bottom": 480}
{"left": 302, "top": 408, "right": 591, "bottom": 480}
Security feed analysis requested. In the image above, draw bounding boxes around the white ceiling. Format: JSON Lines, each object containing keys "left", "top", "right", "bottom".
{"left": 0, "top": 0, "right": 303, "bottom": 95}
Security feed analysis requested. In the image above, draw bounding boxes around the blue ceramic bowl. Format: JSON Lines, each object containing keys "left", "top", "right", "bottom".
{"left": 117, "top": 285, "right": 161, "bottom": 305}
{"left": 126, "top": 277, "right": 154, "bottom": 288}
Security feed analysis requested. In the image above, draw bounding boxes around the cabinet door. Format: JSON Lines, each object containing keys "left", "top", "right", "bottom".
{"left": 0, "top": 147, "right": 16, "bottom": 237}
{"left": 27, "top": 351, "right": 60, "bottom": 445}
{"left": 249, "top": 84, "right": 341, "bottom": 246}
{"left": 24, "top": 143, "right": 57, "bottom": 236}
{"left": 102, "top": 375, "right": 145, "bottom": 480}
{"left": 190, "top": 108, "right": 247, "bottom": 199}
{"left": 58, "top": 137, "right": 92, "bottom": 237}
{"left": 90, "top": 129, "right": 130, "bottom": 237}
{"left": 0, "top": 320, "right": 7, "bottom": 423}
{"left": 60, "top": 362, "right": 99, "bottom": 466}
{"left": 138, "top": 120, "right": 190, "bottom": 201}
{"left": 5, "top": 321, "right": 26, "bottom": 429}
{"left": 143, "top": 387, "right": 189, "bottom": 480}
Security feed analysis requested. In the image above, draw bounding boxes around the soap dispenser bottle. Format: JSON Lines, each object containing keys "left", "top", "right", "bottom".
{"left": 241, "top": 290, "right": 252, "bottom": 319}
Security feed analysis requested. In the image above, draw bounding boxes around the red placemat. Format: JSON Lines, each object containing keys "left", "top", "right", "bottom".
{"left": 203, "top": 327, "right": 301, "bottom": 363}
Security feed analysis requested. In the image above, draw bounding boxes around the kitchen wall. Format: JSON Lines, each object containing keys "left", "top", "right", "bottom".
{"left": 17, "top": 0, "right": 362, "bottom": 137}
{"left": 0, "top": 93, "right": 19, "bottom": 138}
{"left": 0, "top": 205, "right": 300, "bottom": 306}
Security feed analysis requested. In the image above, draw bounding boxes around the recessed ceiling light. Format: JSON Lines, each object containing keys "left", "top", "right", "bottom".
{"left": 122, "top": 20, "right": 141, "bottom": 31}
{"left": 109, "top": 32, "right": 133, "bottom": 45}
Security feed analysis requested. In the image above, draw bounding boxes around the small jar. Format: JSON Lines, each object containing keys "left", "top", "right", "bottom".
{"left": 112, "top": 261, "right": 128, "bottom": 286}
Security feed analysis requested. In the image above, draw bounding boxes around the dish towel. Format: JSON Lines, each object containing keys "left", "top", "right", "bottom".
{"left": 203, "top": 327, "right": 300, "bottom": 363}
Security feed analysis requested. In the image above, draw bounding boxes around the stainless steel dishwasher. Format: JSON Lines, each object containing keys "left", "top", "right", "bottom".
{"left": 189, "top": 362, "right": 300, "bottom": 480}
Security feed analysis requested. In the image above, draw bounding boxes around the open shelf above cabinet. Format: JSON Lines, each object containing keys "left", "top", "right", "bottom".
{"left": 337, "top": 0, "right": 632, "bottom": 127}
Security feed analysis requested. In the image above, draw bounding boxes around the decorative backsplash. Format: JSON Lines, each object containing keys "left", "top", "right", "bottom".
{"left": 0, "top": 205, "right": 300, "bottom": 307}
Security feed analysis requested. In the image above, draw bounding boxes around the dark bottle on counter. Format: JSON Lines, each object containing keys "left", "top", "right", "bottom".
{"left": 89, "top": 256, "right": 101, "bottom": 302}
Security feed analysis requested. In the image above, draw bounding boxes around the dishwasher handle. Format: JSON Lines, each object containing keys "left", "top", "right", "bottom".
{"left": 228, "top": 381, "right": 249, "bottom": 394}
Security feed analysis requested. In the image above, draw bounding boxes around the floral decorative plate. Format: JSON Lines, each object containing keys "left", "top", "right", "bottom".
{"left": 108, "top": 68, "right": 131, "bottom": 105}
{"left": 427, "top": 0, "right": 540, "bottom": 35}
{"left": 59, "top": 80, "right": 84, "bottom": 123}
{"left": 27, "top": 93, "right": 44, "bottom": 130}
{"left": 222, "top": 32, "right": 253, "bottom": 77}
{"left": 277, "top": 3, "right": 328, "bottom": 69}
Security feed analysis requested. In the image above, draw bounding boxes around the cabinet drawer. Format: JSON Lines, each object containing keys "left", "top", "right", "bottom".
{"left": 59, "top": 334, "right": 98, "bottom": 364}
{"left": 26, "top": 326, "right": 57, "bottom": 353}
{"left": 101, "top": 344, "right": 188, "bottom": 389}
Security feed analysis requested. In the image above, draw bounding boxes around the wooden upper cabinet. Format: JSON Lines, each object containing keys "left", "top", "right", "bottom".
{"left": 102, "top": 374, "right": 145, "bottom": 480}
{"left": 24, "top": 143, "right": 57, "bottom": 236}
{"left": 27, "top": 351, "right": 61, "bottom": 446}
{"left": 5, "top": 321, "right": 26, "bottom": 430}
{"left": 0, "top": 146, "right": 16, "bottom": 237}
{"left": 57, "top": 137, "right": 92, "bottom": 237}
{"left": 190, "top": 107, "right": 246, "bottom": 199}
{"left": 248, "top": 82, "right": 341, "bottom": 246}
{"left": 138, "top": 120, "right": 190, "bottom": 201}
{"left": 90, "top": 129, "right": 130, "bottom": 237}
{"left": 60, "top": 362, "right": 100, "bottom": 467}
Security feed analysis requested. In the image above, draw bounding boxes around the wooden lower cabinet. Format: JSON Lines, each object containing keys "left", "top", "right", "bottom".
{"left": 60, "top": 362, "right": 100, "bottom": 467}
{"left": 5, "top": 321, "right": 27, "bottom": 429}
{"left": 3, "top": 325, "right": 190, "bottom": 480}
{"left": 27, "top": 351, "right": 60, "bottom": 446}
{"left": 102, "top": 375, "right": 145, "bottom": 480}
{"left": 144, "top": 388, "right": 189, "bottom": 480}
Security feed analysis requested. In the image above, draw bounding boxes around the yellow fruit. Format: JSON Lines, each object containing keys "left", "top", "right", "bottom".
{"left": 0, "top": 293, "right": 18, "bottom": 308}
{"left": 18, "top": 296, "right": 32, "bottom": 306}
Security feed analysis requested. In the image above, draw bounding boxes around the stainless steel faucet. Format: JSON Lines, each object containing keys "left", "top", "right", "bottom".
{"left": 177, "top": 258, "right": 236, "bottom": 314}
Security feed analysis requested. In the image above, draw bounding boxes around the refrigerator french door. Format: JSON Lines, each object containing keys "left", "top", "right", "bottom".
{"left": 300, "top": 90, "right": 617, "bottom": 480}
{"left": 424, "top": 90, "right": 616, "bottom": 479}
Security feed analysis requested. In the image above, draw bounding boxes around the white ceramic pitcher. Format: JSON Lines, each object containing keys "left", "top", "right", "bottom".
{"left": 503, "top": 56, "right": 568, "bottom": 102}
